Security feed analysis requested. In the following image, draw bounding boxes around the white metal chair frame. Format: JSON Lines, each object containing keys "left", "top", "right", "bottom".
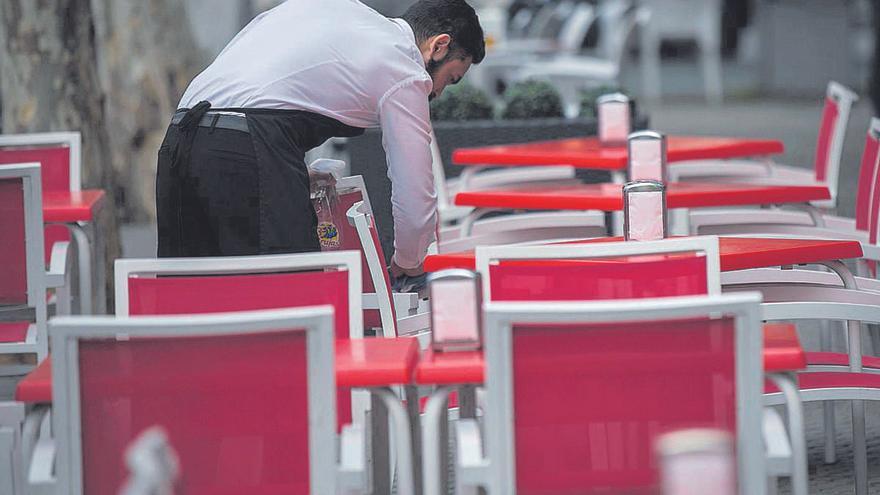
{"left": 760, "top": 302, "right": 880, "bottom": 495}
{"left": 336, "top": 175, "right": 426, "bottom": 332}
{"left": 0, "top": 163, "right": 71, "bottom": 363}
{"left": 423, "top": 293, "right": 767, "bottom": 495}
{"left": 49, "top": 306, "right": 360, "bottom": 495}
{"left": 345, "top": 201, "right": 429, "bottom": 340}
{"left": 0, "top": 132, "right": 99, "bottom": 315}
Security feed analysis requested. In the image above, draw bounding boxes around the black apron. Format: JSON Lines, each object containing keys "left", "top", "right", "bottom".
{"left": 156, "top": 102, "right": 364, "bottom": 257}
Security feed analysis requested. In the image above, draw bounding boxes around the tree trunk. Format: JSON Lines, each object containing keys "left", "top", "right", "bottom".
{"left": 0, "top": 0, "right": 202, "bottom": 311}
{"left": 89, "top": 0, "right": 204, "bottom": 223}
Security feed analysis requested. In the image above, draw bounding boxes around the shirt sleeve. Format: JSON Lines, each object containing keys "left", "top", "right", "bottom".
{"left": 378, "top": 76, "right": 438, "bottom": 270}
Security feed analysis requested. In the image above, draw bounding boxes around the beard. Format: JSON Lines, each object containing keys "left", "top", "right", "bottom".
{"left": 426, "top": 55, "right": 448, "bottom": 101}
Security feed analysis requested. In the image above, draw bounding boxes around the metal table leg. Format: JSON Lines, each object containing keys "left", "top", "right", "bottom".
{"left": 405, "top": 385, "right": 423, "bottom": 495}
{"left": 423, "top": 387, "right": 454, "bottom": 495}
{"left": 766, "top": 372, "right": 808, "bottom": 495}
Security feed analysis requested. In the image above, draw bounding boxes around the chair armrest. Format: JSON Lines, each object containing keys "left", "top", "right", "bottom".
{"left": 28, "top": 434, "right": 56, "bottom": 489}
{"left": 396, "top": 312, "right": 431, "bottom": 337}
{"left": 337, "top": 423, "right": 367, "bottom": 493}
{"left": 362, "top": 293, "right": 420, "bottom": 314}
{"left": 762, "top": 407, "right": 792, "bottom": 477}
{"left": 45, "top": 241, "right": 71, "bottom": 289}
{"left": 456, "top": 418, "right": 489, "bottom": 489}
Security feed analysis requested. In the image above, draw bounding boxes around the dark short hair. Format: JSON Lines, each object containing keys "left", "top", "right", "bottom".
{"left": 402, "top": 0, "right": 485, "bottom": 64}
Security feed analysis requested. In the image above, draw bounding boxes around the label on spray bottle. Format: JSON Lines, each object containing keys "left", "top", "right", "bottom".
{"left": 309, "top": 159, "right": 346, "bottom": 250}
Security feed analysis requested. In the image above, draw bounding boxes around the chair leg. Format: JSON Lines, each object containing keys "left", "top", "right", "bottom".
{"left": 819, "top": 321, "right": 837, "bottom": 464}
{"left": 68, "top": 225, "right": 92, "bottom": 315}
{"left": 767, "top": 373, "right": 808, "bottom": 495}
{"left": 852, "top": 400, "right": 868, "bottom": 495}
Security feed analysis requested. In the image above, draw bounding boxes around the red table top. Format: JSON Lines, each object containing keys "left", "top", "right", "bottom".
{"left": 415, "top": 349, "right": 485, "bottom": 385}
{"left": 16, "top": 337, "right": 420, "bottom": 404}
{"left": 336, "top": 337, "right": 419, "bottom": 387}
{"left": 424, "top": 236, "right": 863, "bottom": 273}
{"left": 453, "top": 136, "right": 785, "bottom": 170}
{"left": 454, "top": 182, "right": 830, "bottom": 211}
{"left": 42, "top": 189, "right": 106, "bottom": 223}
{"left": 414, "top": 324, "right": 805, "bottom": 385}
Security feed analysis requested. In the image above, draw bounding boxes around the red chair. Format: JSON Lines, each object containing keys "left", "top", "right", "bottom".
{"left": 49, "top": 306, "right": 362, "bottom": 495}
{"left": 677, "top": 81, "right": 858, "bottom": 211}
{"left": 438, "top": 292, "right": 767, "bottom": 494}
{"left": 692, "top": 117, "right": 880, "bottom": 243}
{"left": 0, "top": 163, "right": 71, "bottom": 368}
{"left": 345, "top": 199, "right": 430, "bottom": 341}
{"left": 0, "top": 132, "right": 99, "bottom": 314}
{"left": 335, "top": 176, "right": 427, "bottom": 340}
{"left": 113, "top": 251, "right": 363, "bottom": 424}
{"left": 466, "top": 237, "right": 806, "bottom": 494}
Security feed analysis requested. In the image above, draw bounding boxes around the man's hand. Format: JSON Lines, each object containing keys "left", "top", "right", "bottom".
{"left": 308, "top": 170, "right": 336, "bottom": 195}
{"left": 390, "top": 259, "right": 424, "bottom": 279}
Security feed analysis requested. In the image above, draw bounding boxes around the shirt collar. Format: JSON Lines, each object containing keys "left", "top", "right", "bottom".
{"left": 391, "top": 18, "right": 425, "bottom": 69}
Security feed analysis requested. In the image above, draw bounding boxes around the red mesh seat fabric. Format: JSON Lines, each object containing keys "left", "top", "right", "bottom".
{"left": 0, "top": 146, "right": 72, "bottom": 263}
{"left": 0, "top": 322, "right": 29, "bottom": 343}
{"left": 813, "top": 97, "right": 839, "bottom": 182}
{"left": 126, "top": 269, "right": 353, "bottom": 425}
{"left": 488, "top": 254, "right": 709, "bottom": 302}
{"left": 483, "top": 245, "right": 731, "bottom": 492}
{"left": 77, "top": 330, "right": 312, "bottom": 495}
{"left": 510, "top": 317, "right": 737, "bottom": 493}
{"left": 0, "top": 178, "right": 28, "bottom": 307}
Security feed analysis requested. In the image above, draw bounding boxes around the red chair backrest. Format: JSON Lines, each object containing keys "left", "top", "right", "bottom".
{"left": 334, "top": 189, "right": 388, "bottom": 330}
{"left": 856, "top": 127, "right": 880, "bottom": 231}
{"left": 78, "top": 329, "right": 312, "bottom": 495}
{"left": 0, "top": 177, "right": 28, "bottom": 306}
{"left": 488, "top": 253, "right": 709, "bottom": 302}
{"left": 126, "top": 270, "right": 352, "bottom": 424}
{"left": 510, "top": 316, "right": 737, "bottom": 492}
{"left": 0, "top": 146, "right": 73, "bottom": 263}
{"left": 814, "top": 96, "right": 839, "bottom": 182}
{"left": 0, "top": 147, "right": 71, "bottom": 192}
{"left": 335, "top": 189, "right": 397, "bottom": 333}
{"left": 484, "top": 245, "right": 722, "bottom": 492}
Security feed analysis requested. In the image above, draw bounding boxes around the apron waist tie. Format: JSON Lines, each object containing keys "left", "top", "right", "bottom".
{"left": 172, "top": 100, "right": 212, "bottom": 175}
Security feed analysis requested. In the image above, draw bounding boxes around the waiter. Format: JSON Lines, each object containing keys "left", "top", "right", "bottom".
{"left": 157, "top": 0, "right": 485, "bottom": 279}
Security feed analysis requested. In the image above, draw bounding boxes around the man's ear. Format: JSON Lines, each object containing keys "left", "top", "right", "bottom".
{"left": 429, "top": 33, "right": 452, "bottom": 62}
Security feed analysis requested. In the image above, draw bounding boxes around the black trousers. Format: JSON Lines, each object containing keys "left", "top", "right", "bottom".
{"left": 156, "top": 105, "right": 363, "bottom": 257}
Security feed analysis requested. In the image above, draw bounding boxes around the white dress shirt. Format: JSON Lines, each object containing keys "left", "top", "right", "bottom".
{"left": 179, "top": 0, "right": 437, "bottom": 269}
